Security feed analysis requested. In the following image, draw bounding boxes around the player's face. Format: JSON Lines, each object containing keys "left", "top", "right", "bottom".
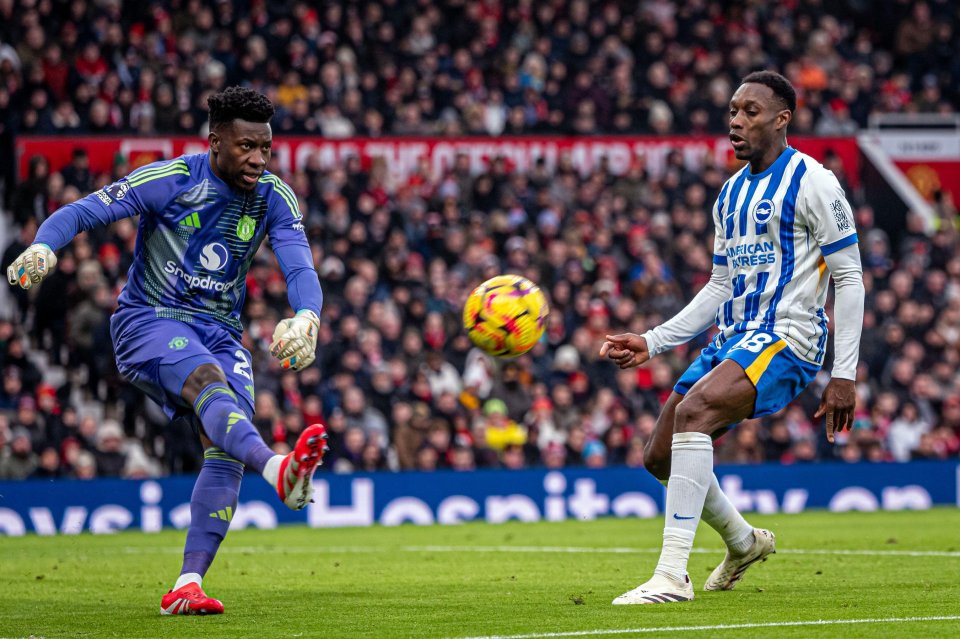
{"left": 728, "top": 83, "right": 791, "bottom": 164}
{"left": 210, "top": 119, "right": 272, "bottom": 191}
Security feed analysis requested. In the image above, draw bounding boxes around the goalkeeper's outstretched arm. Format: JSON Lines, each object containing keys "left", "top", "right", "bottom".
{"left": 7, "top": 187, "right": 141, "bottom": 289}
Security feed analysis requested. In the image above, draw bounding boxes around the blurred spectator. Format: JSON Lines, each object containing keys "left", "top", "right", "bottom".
{"left": 0, "top": 427, "right": 37, "bottom": 479}
{"left": 394, "top": 401, "right": 431, "bottom": 470}
{"left": 888, "top": 401, "right": 933, "bottom": 462}
{"left": 72, "top": 449, "right": 97, "bottom": 479}
{"left": 479, "top": 398, "right": 526, "bottom": 452}
{"left": 31, "top": 446, "right": 62, "bottom": 479}
{"left": 93, "top": 419, "right": 127, "bottom": 478}
{"left": 451, "top": 444, "right": 477, "bottom": 471}
{"left": 583, "top": 440, "right": 607, "bottom": 468}
{"left": 59, "top": 148, "right": 93, "bottom": 193}
{"left": 341, "top": 385, "right": 389, "bottom": 447}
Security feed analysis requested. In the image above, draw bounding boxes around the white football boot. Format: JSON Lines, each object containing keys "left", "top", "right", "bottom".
{"left": 612, "top": 573, "right": 694, "bottom": 605}
{"left": 704, "top": 528, "right": 776, "bottom": 591}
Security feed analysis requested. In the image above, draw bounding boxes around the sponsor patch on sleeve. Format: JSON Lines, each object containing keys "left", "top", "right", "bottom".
{"left": 103, "top": 180, "right": 130, "bottom": 201}
{"left": 831, "top": 199, "right": 852, "bottom": 232}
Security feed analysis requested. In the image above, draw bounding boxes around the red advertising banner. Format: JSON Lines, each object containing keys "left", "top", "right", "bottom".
{"left": 862, "top": 131, "right": 960, "bottom": 204}
{"left": 894, "top": 161, "right": 960, "bottom": 203}
{"left": 17, "top": 135, "right": 860, "bottom": 189}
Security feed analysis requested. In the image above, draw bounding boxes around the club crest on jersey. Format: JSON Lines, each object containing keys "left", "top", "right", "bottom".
{"left": 237, "top": 215, "right": 256, "bottom": 241}
{"left": 199, "top": 242, "right": 229, "bottom": 271}
{"left": 752, "top": 199, "right": 775, "bottom": 225}
{"left": 168, "top": 337, "right": 189, "bottom": 350}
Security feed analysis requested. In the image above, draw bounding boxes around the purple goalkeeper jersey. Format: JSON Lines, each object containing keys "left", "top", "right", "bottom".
{"left": 35, "top": 153, "right": 322, "bottom": 336}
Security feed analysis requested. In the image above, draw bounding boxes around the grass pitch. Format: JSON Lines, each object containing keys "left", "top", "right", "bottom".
{"left": 2, "top": 508, "right": 959, "bottom": 639}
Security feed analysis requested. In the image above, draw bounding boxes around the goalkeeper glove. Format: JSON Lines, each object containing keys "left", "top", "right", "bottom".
{"left": 270, "top": 309, "right": 320, "bottom": 371}
{"left": 6, "top": 244, "right": 57, "bottom": 290}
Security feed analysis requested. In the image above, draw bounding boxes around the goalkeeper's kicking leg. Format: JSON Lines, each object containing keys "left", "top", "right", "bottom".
{"left": 160, "top": 362, "right": 327, "bottom": 615}
{"left": 176, "top": 363, "right": 328, "bottom": 512}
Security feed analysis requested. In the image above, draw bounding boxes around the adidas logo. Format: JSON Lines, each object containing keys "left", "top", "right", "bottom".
{"left": 179, "top": 212, "right": 202, "bottom": 229}
{"left": 209, "top": 506, "right": 234, "bottom": 522}
{"left": 225, "top": 412, "right": 244, "bottom": 434}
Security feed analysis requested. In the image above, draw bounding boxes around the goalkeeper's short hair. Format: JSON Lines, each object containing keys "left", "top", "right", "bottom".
{"left": 208, "top": 87, "right": 275, "bottom": 130}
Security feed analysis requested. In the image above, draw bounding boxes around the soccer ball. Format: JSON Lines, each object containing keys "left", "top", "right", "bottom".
{"left": 463, "top": 275, "right": 549, "bottom": 358}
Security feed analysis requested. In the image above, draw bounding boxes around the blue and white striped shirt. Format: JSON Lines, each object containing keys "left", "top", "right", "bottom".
{"left": 711, "top": 147, "right": 858, "bottom": 364}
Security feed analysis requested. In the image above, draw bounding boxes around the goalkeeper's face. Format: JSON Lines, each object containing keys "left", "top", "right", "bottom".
{"left": 210, "top": 119, "right": 273, "bottom": 191}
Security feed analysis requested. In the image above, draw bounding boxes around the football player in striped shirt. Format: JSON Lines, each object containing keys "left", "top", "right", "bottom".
{"left": 8, "top": 87, "right": 329, "bottom": 615}
{"left": 601, "top": 71, "right": 864, "bottom": 604}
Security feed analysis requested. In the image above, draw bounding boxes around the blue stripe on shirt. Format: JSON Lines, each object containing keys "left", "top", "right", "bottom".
{"left": 737, "top": 177, "right": 762, "bottom": 237}
{"left": 821, "top": 233, "right": 859, "bottom": 255}
{"left": 725, "top": 274, "right": 746, "bottom": 329}
{"left": 743, "top": 271, "right": 770, "bottom": 323}
{"left": 761, "top": 160, "right": 808, "bottom": 332}
{"left": 815, "top": 307, "right": 829, "bottom": 363}
{"left": 724, "top": 171, "right": 749, "bottom": 240}
{"left": 716, "top": 180, "right": 731, "bottom": 219}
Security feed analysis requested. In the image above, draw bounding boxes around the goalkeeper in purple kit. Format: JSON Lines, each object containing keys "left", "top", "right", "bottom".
{"left": 7, "top": 87, "right": 328, "bottom": 615}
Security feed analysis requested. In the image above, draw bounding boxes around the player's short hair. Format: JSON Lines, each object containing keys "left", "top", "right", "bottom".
{"left": 207, "top": 86, "right": 275, "bottom": 130}
{"left": 741, "top": 71, "right": 797, "bottom": 113}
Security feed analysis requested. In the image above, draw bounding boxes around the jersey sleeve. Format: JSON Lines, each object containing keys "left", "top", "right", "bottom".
{"left": 799, "top": 167, "right": 858, "bottom": 256}
{"left": 711, "top": 193, "right": 728, "bottom": 267}
{"left": 35, "top": 158, "right": 190, "bottom": 251}
{"left": 263, "top": 176, "right": 323, "bottom": 317}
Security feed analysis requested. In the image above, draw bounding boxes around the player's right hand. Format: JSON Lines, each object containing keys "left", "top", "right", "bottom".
{"left": 599, "top": 333, "right": 650, "bottom": 369}
{"left": 270, "top": 309, "right": 320, "bottom": 371}
{"left": 6, "top": 243, "right": 57, "bottom": 290}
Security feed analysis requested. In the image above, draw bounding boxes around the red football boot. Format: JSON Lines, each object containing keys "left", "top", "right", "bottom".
{"left": 276, "top": 423, "right": 329, "bottom": 510}
{"left": 160, "top": 582, "right": 224, "bottom": 615}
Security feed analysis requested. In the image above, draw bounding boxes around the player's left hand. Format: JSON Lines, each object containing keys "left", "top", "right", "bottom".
{"left": 814, "top": 378, "right": 856, "bottom": 443}
{"left": 270, "top": 309, "right": 320, "bottom": 371}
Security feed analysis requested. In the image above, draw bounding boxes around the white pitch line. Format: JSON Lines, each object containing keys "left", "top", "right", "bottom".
{"left": 117, "top": 544, "right": 960, "bottom": 558}
{"left": 401, "top": 545, "right": 960, "bottom": 559}
{"left": 449, "top": 615, "right": 960, "bottom": 639}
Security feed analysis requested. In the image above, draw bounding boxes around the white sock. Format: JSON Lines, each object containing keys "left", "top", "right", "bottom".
{"left": 174, "top": 572, "right": 202, "bottom": 590}
{"left": 654, "top": 432, "right": 713, "bottom": 582}
{"left": 262, "top": 454, "right": 283, "bottom": 489}
{"left": 701, "top": 474, "right": 756, "bottom": 555}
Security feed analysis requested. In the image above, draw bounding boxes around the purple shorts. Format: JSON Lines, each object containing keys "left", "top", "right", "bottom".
{"left": 110, "top": 306, "right": 255, "bottom": 419}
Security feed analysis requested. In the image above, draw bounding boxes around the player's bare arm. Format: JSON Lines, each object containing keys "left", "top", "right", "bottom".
{"left": 813, "top": 243, "right": 864, "bottom": 444}
{"left": 815, "top": 378, "right": 856, "bottom": 443}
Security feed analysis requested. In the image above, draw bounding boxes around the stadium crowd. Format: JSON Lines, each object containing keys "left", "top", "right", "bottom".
{"left": 2, "top": 0, "right": 960, "bottom": 479}
{"left": 3, "top": 140, "right": 960, "bottom": 479}
{"left": 1, "top": 0, "right": 959, "bottom": 153}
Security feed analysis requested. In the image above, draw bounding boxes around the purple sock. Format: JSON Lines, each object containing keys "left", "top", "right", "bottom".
{"left": 193, "top": 383, "right": 274, "bottom": 474}
{"left": 181, "top": 453, "right": 244, "bottom": 577}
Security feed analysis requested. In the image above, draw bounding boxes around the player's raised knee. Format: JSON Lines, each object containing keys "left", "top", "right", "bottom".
{"left": 181, "top": 363, "right": 228, "bottom": 403}
{"left": 673, "top": 390, "right": 725, "bottom": 434}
